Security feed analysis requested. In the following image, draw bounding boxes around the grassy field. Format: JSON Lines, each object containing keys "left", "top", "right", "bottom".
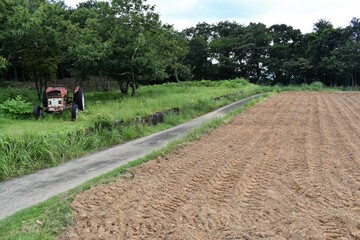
{"left": 0, "top": 79, "right": 269, "bottom": 180}
{"left": 0, "top": 80, "right": 261, "bottom": 135}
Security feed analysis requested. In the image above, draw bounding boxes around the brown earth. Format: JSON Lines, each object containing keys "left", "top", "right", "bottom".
{"left": 61, "top": 92, "right": 360, "bottom": 240}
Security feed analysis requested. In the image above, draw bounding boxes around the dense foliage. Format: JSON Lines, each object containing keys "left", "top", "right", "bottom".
{"left": 0, "top": 0, "right": 359, "bottom": 89}
{"left": 184, "top": 19, "right": 360, "bottom": 87}
{"left": 0, "top": 95, "right": 32, "bottom": 119}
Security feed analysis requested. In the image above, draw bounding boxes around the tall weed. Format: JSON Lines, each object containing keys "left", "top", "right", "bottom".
{"left": 0, "top": 95, "right": 32, "bottom": 119}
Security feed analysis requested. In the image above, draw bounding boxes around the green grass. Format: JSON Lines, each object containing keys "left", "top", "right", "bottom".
{"left": 271, "top": 81, "right": 339, "bottom": 92}
{"left": 0, "top": 79, "right": 260, "bottom": 135}
{"left": 0, "top": 79, "right": 270, "bottom": 181}
{"left": 0, "top": 95, "right": 268, "bottom": 240}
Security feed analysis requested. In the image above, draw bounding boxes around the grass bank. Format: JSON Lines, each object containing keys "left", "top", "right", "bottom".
{"left": 0, "top": 79, "right": 268, "bottom": 180}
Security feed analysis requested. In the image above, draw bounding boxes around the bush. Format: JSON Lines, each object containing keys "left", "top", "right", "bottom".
{"left": 0, "top": 87, "right": 36, "bottom": 104}
{"left": 310, "top": 81, "right": 325, "bottom": 89}
{"left": 0, "top": 95, "right": 32, "bottom": 119}
{"left": 92, "top": 113, "right": 114, "bottom": 130}
{"left": 221, "top": 79, "right": 249, "bottom": 88}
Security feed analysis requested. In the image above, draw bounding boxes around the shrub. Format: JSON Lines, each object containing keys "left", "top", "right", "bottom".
{"left": 221, "top": 79, "right": 249, "bottom": 88}
{"left": 0, "top": 87, "right": 36, "bottom": 104}
{"left": 92, "top": 113, "right": 114, "bottom": 130}
{"left": 0, "top": 95, "right": 32, "bottom": 119}
{"left": 310, "top": 81, "right": 325, "bottom": 89}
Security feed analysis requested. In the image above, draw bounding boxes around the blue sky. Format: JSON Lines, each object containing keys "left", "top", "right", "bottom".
{"left": 64, "top": 0, "right": 360, "bottom": 33}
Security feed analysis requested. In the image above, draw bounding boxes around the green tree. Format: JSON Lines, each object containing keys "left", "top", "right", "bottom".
{"left": 328, "top": 18, "right": 360, "bottom": 87}
{"left": 68, "top": 0, "right": 191, "bottom": 95}
{"left": 68, "top": 0, "right": 113, "bottom": 90}
{"left": 210, "top": 21, "right": 245, "bottom": 80}
{"left": 183, "top": 23, "right": 213, "bottom": 80}
{"left": 241, "top": 23, "right": 271, "bottom": 83}
{"left": 268, "top": 24, "right": 303, "bottom": 84}
{"left": 1, "top": 0, "right": 70, "bottom": 99}
{"left": 161, "top": 25, "right": 192, "bottom": 82}
{"left": 305, "top": 19, "right": 344, "bottom": 85}
{"left": 107, "top": 0, "right": 168, "bottom": 96}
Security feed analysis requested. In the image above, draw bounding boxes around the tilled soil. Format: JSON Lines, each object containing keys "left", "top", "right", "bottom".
{"left": 62, "top": 92, "right": 360, "bottom": 240}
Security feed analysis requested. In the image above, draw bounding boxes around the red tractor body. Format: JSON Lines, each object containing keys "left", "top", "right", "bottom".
{"left": 45, "top": 87, "right": 69, "bottom": 112}
{"left": 33, "top": 86, "right": 85, "bottom": 120}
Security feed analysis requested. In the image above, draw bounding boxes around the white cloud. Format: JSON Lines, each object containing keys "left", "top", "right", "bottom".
{"left": 64, "top": 0, "right": 360, "bottom": 33}
{"left": 148, "top": 0, "right": 360, "bottom": 32}
{"left": 250, "top": 0, "right": 360, "bottom": 32}
{"left": 63, "top": 0, "right": 81, "bottom": 8}
{"left": 150, "top": 0, "right": 197, "bottom": 13}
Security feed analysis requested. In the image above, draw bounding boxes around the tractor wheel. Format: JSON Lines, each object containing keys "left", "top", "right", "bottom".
{"left": 71, "top": 104, "right": 79, "bottom": 121}
{"left": 33, "top": 105, "right": 43, "bottom": 119}
{"left": 74, "top": 87, "right": 85, "bottom": 111}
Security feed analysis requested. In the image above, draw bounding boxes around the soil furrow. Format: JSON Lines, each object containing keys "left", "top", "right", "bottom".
{"left": 62, "top": 92, "right": 360, "bottom": 240}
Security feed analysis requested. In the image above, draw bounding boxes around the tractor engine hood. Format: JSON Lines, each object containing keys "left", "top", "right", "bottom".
{"left": 46, "top": 87, "right": 67, "bottom": 98}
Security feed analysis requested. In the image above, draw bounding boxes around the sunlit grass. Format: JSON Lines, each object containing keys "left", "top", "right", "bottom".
{"left": 0, "top": 79, "right": 267, "bottom": 180}
{"left": 0, "top": 79, "right": 260, "bottom": 136}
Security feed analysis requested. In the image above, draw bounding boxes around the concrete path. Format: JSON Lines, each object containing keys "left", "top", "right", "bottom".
{"left": 0, "top": 94, "right": 262, "bottom": 220}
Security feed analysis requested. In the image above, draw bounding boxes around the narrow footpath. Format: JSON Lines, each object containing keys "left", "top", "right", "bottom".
{"left": 0, "top": 94, "right": 262, "bottom": 220}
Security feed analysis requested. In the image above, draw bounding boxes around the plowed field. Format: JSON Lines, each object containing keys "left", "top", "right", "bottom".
{"left": 62, "top": 92, "right": 360, "bottom": 239}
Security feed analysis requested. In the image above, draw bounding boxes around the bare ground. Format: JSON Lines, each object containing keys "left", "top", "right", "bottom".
{"left": 61, "top": 92, "right": 360, "bottom": 240}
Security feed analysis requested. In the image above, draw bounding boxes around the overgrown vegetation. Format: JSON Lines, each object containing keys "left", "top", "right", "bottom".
{"left": 0, "top": 95, "right": 32, "bottom": 119}
{"left": 0, "top": 95, "right": 267, "bottom": 240}
{"left": 0, "top": 79, "right": 270, "bottom": 180}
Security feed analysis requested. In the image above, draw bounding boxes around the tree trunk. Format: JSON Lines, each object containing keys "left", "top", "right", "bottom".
{"left": 119, "top": 81, "right": 129, "bottom": 94}
{"left": 13, "top": 66, "right": 18, "bottom": 82}
{"left": 350, "top": 70, "right": 355, "bottom": 87}
{"left": 130, "top": 81, "right": 136, "bottom": 97}
{"left": 103, "top": 77, "right": 109, "bottom": 92}
{"left": 100, "top": 72, "right": 109, "bottom": 92}
{"left": 44, "top": 77, "right": 48, "bottom": 91}
{"left": 352, "top": 68, "right": 356, "bottom": 87}
{"left": 94, "top": 77, "right": 99, "bottom": 91}
{"left": 130, "top": 68, "right": 136, "bottom": 97}
{"left": 34, "top": 79, "right": 40, "bottom": 100}
{"left": 33, "top": 64, "right": 41, "bottom": 100}
{"left": 175, "top": 65, "right": 180, "bottom": 83}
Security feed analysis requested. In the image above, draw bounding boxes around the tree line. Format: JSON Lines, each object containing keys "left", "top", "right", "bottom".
{"left": 1, "top": 0, "right": 360, "bottom": 97}
{"left": 187, "top": 19, "right": 360, "bottom": 88}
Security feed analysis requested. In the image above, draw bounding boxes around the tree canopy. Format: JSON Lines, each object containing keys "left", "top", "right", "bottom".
{"left": 0, "top": 0, "right": 359, "bottom": 92}
{"left": 185, "top": 19, "right": 360, "bottom": 87}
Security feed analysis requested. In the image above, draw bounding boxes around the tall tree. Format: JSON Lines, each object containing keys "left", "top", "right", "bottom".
{"left": 305, "top": 19, "right": 344, "bottom": 85}
{"left": 68, "top": 0, "right": 113, "bottom": 90}
{"left": 331, "top": 18, "right": 360, "bottom": 86}
{"left": 268, "top": 24, "right": 303, "bottom": 84}
{"left": 108, "top": 0, "right": 169, "bottom": 96}
{"left": 241, "top": 23, "right": 271, "bottom": 83}
{"left": 210, "top": 21, "right": 245, "bottom": 80}
{"left": 183, "top": 23, "right": 213, "bottom": 80}
{"left": 1, "top": 0, "right": 69, "bottom": 99}
{"left": 161, "top": 25, "right": 192, "bottom": 82}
